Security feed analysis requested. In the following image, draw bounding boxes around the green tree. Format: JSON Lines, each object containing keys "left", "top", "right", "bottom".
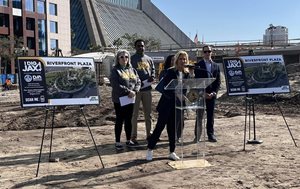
{"left": 0, "top": 36, "right": 24, "bottom": 74}
{"left": 88, "top": 44, "right": 102, "bottom": 52}
{"left": 113, "top": 38, "right": 123, "bottom": 49}
{"left": 121, "top": 33, "right": 160, "bottom": 50}
{"left": 121, "top": 33, "right": 139, "bottom": 49}
{"left": 0, "top": 36, "right": 12, "bottom": 60}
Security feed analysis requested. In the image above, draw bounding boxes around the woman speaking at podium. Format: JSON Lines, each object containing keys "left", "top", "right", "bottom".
{"left": 146, "top": 50, "right": 194, "bottom": 161}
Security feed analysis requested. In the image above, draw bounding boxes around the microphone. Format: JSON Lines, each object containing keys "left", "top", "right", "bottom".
{"left": 184, "top": 64, "right": 198, "bottom": 69}
{"left": 184, "top": 64, "right": 213, "bottom": 78}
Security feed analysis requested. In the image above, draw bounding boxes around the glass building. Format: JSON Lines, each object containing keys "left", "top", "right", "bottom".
{"left": 0, "top": 0, "right": 71, "bottom": 74}
{"left": 71, "top": 0, "right": 192, "bottom": 50}
{"left": 103, "top": 0, "right": 140, "bottom": 9}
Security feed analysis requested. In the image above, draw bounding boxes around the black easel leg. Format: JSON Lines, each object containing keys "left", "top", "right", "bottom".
{"left": 247, "top": 99, "right": 263, "bottom": 144}
{"left": 248, "top": 100, "right": 251, "bottom": 140}
{"left": 49, "top": 107, "right": 56, "bottom": 161}
{"left": 80, "top": 106, "right": 105, "bottom": 168}
{"left": 36, "top": 108, "right": 49, "bottom": 177}
{"left": 244, "top": 97, "right": 247, "bottom": 151}
{"left": 273, "top": 94, "right": 298, "bottom": 147}
{"left": 252, "top": 102, "right": 257, "bottom": 140}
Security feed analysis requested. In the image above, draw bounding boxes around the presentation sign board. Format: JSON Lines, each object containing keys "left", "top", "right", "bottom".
{"left": 223, "top": 55, "right": 290, "bottom": 96}
{"left": 18, "top": 57, "right": 100, "bottom": 107}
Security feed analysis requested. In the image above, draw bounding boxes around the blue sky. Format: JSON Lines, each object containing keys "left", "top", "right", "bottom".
{"left": 151, "top": 0, "right": 300, "bottom": 43}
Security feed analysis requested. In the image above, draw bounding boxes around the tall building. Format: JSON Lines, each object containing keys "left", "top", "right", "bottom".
{"left": 71, "top": 0, "right": 193, "bottom": 51}
{"left": 263, "top": 24, "right": 288, "bottom": 46}
{"left": 0, "top": 0, "right": 71, "bottom": 74}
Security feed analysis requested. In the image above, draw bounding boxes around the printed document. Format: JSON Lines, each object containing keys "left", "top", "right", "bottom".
{"left": 119, "top": 95, "right": 136, "bottom": 106}
{"left": 141, "top": 79, "right": 152, "bottom": 89}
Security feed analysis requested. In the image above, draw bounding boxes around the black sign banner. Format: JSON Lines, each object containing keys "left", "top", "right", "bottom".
{"left": 18, "top": 57, "right": 100, "bottom": 107}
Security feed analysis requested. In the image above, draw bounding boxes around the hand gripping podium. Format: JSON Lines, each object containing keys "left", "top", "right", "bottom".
{"left": 164, "top": 78, "right": 215, "bottom": 169}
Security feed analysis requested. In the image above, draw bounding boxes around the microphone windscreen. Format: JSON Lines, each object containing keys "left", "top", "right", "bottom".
{"left": 184, "top": 64, "right": 195, "bottom": 68}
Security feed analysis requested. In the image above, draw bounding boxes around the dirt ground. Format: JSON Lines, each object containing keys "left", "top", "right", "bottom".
{"left": 1, "top": 63, "right": 300, "bottom": 189}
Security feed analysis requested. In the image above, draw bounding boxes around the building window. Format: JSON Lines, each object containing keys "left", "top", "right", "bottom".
{"left": 0, "top": 0, "right": 8, "bottom": 6}
{"left": 50, "top": 21, "right": 58, "bottom": 33}
{"left": 50, "top": 39, "right": 58, "bottom": 50}
{"left": 12, "top": 0, "right": 21, "bottom": 8}
{"left": 0, "top": 13, "right": 9, "bottom": 27}
{"left": 38, "top": 19, "right": 47, "bottom": 56}
{"left": 27, "top": 37, "right": 35, "bottom": 49}
{"left": 13, "top": 16, "right": 23, "bottom": 36}
{"left": 25, "top": 0, "right": 34, "bottom": 12}
{"left": 49, "top": 3, "right": 57, "bottom": 16}
{"left": 37, "top": 0, "right": 45, "bottom": 14}
{"left": 26, "top": 17, "right": 35, "bottom": 30}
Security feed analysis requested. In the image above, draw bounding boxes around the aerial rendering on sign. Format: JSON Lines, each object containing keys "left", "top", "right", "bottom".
{"left": 18, "top": 57, "right": 100, "bottom": 107}
{"left": 223, "top": 55, "right": 290, "bottom": 96}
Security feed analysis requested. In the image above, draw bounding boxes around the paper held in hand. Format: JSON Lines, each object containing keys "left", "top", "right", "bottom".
{"left": 141, "top": 79, "right": 152, "bottom": 89}
{"left": 119, "top": 95, "right": 136, "bottom": 106}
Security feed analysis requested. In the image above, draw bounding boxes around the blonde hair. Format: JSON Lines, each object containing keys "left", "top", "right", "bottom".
{"left": 114, "top": 49, "right": 131, "bottom": 67}
{"left": 174, "top": 50, "right": 189, "bottom": 73}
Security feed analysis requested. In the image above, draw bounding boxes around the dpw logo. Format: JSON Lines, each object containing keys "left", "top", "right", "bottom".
{"left": 229, "top": 70, "right": 243, "bottom": 77}
{"left": 24, "top": 75, "right": 32, "bottom": 82}
{"left": 32, "top": 75, "right": 42, "bottom": 81}
{"left": 22, "top": 61, "right": 42, "bottom": 72}
{"left": 234, "top": 70, "right": 243, "bottom": 75}
{"left": 227, "top": 60, "right": 242, "bottom": 68}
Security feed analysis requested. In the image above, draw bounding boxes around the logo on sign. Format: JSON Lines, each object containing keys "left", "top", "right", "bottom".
{"left": 24, "top": 75, "right": 32, "bottom": 82}
{"left": 228, "top": 70, "right": 243, "bottom": 77}
{"left": 227, "top": 60, "right": 242, "bottom": 68}
{"left": 40, "top": 95, "right": 45, "bottom": 102}
{"left": 22, "top": 61, "right": 42, "bottom": 72}
{"left": 32, "top": 75, "right": 42, "bottom": 81}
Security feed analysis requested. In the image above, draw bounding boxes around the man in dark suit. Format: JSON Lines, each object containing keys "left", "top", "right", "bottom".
{"left": 194, "top": 45, "right": 221, "bottom": 142}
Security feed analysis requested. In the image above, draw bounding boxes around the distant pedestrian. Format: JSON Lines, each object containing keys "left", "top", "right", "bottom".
{"left": 3, "top": 78, "right": 11, "bottom": 90}
{"left": 110, "top": 49, "right": 141, "bottom": 150}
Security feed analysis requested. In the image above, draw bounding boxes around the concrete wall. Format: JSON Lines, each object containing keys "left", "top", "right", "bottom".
{"left": 141, "top": 0, "right": 193, "bottom": 49}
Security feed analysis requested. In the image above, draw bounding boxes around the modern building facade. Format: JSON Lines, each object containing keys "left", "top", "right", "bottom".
{"left": 263, "top": 24, "right": 288, "bottom": 47}
{"left": 71, "top": 0, "right": 193, "bottom": 51}
{"left": 0, "top": 0, "right": 71, "bottom": 74}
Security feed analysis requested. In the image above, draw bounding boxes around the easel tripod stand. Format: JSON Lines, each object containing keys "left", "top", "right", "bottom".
{"left": 36, "top": 105, "right": 105, "bottom": 177}
{"left": 243, "top": 94, "right": 298, "bottom": 151}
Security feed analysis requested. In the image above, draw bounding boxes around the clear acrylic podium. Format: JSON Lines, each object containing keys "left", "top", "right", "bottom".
{"left": 165, "top": 78, "right": 215, "bottom": 169}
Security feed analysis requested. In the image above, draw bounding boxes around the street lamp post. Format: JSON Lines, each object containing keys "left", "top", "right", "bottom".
{"left": 22, "top": 46, "right": 29, "bottom": 56}
{"left": 54, "top": 48, "right": 63, "bottom": 57}
{"left": 269, "top": 24, "right": 275, "bottom": 48}
{"left": 270, "top": 29, "right": 274, "bottom": 48}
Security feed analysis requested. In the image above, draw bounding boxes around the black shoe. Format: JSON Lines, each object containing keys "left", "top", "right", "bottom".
{"left": 115, "top": 142, "right": 124, "bottom": 150}
{"left": 127, "top": 139, "right": 139, "bottom": 147}
{"left": 208, "top": 135, "right": 217, "bottom": 142}
{"left": 193, "top": 138, "right": 201, "bottom": 143}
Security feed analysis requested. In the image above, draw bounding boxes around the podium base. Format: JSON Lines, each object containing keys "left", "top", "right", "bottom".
{"left": 168, "top": 159, "right": 211, "bottom": 169}
{"left": 247, "top": 139, "right": 263, "bottom": 144}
